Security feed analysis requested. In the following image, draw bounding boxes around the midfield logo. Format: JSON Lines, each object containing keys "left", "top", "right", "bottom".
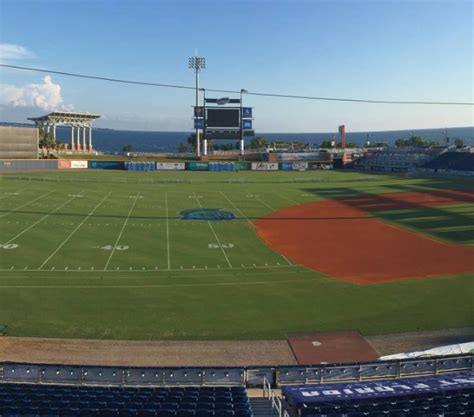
{"left": 180, "top": 208, "right": 235, "bottom": 221}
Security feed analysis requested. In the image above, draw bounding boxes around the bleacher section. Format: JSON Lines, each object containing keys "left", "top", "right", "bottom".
{"left": 0, "top": 355, "right": 472, "bottom": 417}
{"left": 283, "top": 372, "right": 474, "bottom": 417}
{"left": 354, "top": 150, "right": 436, "bottom": 172}
{"left": 422, "top": 151, "right": 474, "bottom": 172}
{"left": 0, "top": 383, "right": 252, "bottom": 417}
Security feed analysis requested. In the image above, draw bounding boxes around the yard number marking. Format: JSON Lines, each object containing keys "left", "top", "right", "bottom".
{"left": 100, "top": 245, "right": 129, "bottom": 251}
{"left": 208, "top": 243, "right": 234, "bottom": 249}
{"left": 0, "top": 243, "right": 18, "bottom": 249}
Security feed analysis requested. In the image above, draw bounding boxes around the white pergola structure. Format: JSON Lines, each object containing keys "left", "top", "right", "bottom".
{"left": 28, "top": 112, "right": 101, "bottom": 152}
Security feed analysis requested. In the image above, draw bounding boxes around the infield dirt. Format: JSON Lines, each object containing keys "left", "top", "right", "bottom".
{"left": 256, "top": 190, "right": 474, "bottom": 284}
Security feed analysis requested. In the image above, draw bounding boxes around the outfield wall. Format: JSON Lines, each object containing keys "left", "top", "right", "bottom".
{"left": 1, "top": 354, "right": 472, "bottom": 388}
{"left": 0, "top": 159, "right": 58, "bottom": 171}
{"left": 0, "top": 126, "right": 38, "bottom": 159}
{"left": 0, "top": 159, "right": 335, "bottom": 172}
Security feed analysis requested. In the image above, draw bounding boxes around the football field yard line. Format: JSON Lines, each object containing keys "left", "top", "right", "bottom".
{"left": 195, "top": 192, "right": 233, "bottom": 268}
{"left": 253, "top": 195, "right": 293, "bottom": 266}
{"left": 37, "top": 191, "right": 112, "bottom": 270}
{"left": 165, "top": 191, "right": 171, "bottom": 270}
{"left": 0, "top": 190, "right": 55, "bottom": 218}
{"left": 219, "top": 191, "right": 295, "bottom": 265}
{"left": 104, "top": 192, "right": 140, "bottom": 270}
{"left": 0, "top": 275, "right": 317, "bottom": 289}
{"left": 4, "top": 191, "right": 84, "bottom": 244}
{"left": 219, "top": 191, "right": 255, "bottom": 229}
{"left": 274, "top": 191, "right": 298, "bottom": 206}
{"left": 255, "top": 196, "right": 275, "bottom": 212}
{"left": 0, "top": 264, "right": 300, "bottom": 273}
{"left": 0, "top": 266, "right": 307, "bottom": 279}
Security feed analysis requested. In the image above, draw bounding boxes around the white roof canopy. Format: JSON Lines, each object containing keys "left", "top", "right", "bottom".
{"left": 28, "top": 111, "right": 101, "bottom": 125}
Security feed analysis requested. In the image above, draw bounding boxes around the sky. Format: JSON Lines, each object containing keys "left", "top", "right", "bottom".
{"left": 0, "top": 0, "right": 472, "bottom": 133}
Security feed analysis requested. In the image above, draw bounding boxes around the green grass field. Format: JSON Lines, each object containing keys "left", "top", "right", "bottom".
{"left": 0, "top": 170, "right": 473, "bottom": 340}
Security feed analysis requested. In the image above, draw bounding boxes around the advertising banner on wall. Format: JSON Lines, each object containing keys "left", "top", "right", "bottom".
{"left": 280, "top": 162, "right": 293, "bottom": 171}
{"left": 308, "top": 162, "right": 333, "bottom": 170}
{"left": 251, "top": 162, "right": 279, "bottom": 171}
{"left": 58, "top": 160, "right": 71, "bottom": 169}
{"left": 89, "top": 161, "right": 125, "bottom": 170}
{"left": 276, "top": 153, "right": 328, "bottom": 161}
{"left": 70, "top": 160, "right": 88, "bottom": 169}
{"left": 186, "top": 162, "right": 209, "bottom": 171}
{"left": 292, "top": 162, "right": 308, "bottom": 170}
{"left": 234, "top": 162, "right": 251, "bottom": 171}
{"left": 156, "top": 162, "right": 185, "bottom": 170}
{"left": 283, "top": 373, "right": 474, "bottom": 406}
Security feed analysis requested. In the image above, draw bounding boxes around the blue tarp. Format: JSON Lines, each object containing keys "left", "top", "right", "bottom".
{"left": 283, "top": 372, "right": 474, "bottom": 405}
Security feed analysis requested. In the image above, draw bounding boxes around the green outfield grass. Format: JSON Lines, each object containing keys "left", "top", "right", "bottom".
{"left": 0, "top": 170, "right": 473, "bottom": 340}
{"left": 374, "top": 204, "right": 474, "bottom": 245}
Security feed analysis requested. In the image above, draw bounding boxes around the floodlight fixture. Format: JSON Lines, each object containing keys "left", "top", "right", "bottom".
{"left": 188, "top": 56, "right": 206, "bottom": 71}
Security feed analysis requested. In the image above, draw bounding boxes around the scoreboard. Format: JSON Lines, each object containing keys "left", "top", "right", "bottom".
{"left": 206, "top": 108, "right": 240, "bottom": 128}
{"left": 193, "top": 98, "right": 254, "bottom": 142}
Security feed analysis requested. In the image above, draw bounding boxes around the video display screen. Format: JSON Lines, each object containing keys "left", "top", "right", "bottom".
{"left": 206, "top": 108, "right": 240, "bottom": 128}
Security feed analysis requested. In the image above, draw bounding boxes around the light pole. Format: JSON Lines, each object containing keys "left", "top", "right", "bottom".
{"left": 240, "top": 89, "right": 248, "bottom": 156}
{"left": 188, "top": 56, "right": 206, "bottom": 157}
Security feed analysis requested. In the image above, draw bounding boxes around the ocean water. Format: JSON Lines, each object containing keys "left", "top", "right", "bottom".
{"left": 12, "top": 124, "right": 474, "bottom": 153}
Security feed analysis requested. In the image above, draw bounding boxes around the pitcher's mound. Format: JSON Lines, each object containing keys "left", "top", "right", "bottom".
{"left": 288, "top": 331, "right": 379, "bottom": 364}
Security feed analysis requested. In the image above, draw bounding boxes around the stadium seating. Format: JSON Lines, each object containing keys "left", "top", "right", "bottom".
{"left": 422, "top": 151, "right": 474, "bottom": 171}
{"left": 282, "top": 372, "right": 474, "bottom": 417}
{"left": 353, "top": 149, "right": 436, "bottom": 171}
{"left": 0, "top": 383, "right": 253, "bottom": 417}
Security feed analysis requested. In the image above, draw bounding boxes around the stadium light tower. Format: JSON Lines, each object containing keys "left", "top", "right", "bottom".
{"left": 240, "top": 89, "right": 248, "bottom": 156}
{"left": 188, "top": 56, "right": 206, "bottom": 157}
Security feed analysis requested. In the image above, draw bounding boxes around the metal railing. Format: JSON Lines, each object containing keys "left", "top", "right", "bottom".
{"left": 263, "top": 376, "right": 290, "bottom": 417}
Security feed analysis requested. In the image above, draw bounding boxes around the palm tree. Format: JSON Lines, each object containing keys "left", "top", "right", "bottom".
{"left": 39, "top": 131, "right": 55, "bottom": 158}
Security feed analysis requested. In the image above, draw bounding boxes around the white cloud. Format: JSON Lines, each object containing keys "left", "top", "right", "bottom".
{"left": 0, "top": 76, "right": 73, "bottom": 112}
{"left": 0, "top": 43, "right": 35, "bottom": 61}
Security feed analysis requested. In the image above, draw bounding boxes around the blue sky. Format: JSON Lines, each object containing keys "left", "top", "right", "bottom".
{"left": 0, "top": 0, "right": 472, "bottom": 132}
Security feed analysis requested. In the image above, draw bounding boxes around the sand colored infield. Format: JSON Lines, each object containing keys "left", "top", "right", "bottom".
{"left": 256, "top": 191, "right": 474, "bottom": 284}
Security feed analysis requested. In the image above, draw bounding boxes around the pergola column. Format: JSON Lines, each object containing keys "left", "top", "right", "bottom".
{"left": 82, "top": 126, "right": 86, "bottom": 151}
{"left": 71, "top": 126, "right": 75, "bottom": 150}
{"left": 88, "top": 126, "right": 93, "bottom": 151}
{"left": 76, "top": 126, "right": 81, "bottom": 151}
